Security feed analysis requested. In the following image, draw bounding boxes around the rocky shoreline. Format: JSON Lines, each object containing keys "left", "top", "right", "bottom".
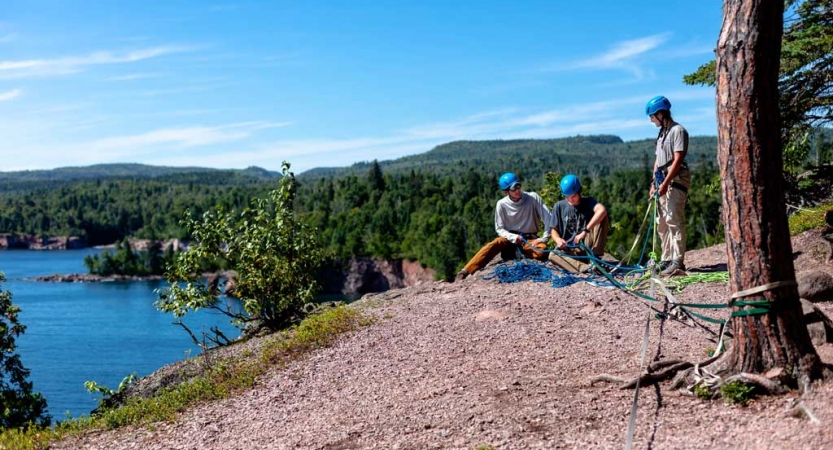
{"left": 0, "top": 234, "right": 188, "bottom": 251}
{"left": 31, "top": 273, "right": 167, "bottom": 283}
{"left": 0, "top": 234, "right": 87, "bottom": 250}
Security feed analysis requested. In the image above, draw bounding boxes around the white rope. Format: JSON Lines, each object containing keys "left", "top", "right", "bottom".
{"left": 625, "top": 268, "right": 657, "bottom": 450}
{"left": 610, "top": 198, "right": 654, "bottom": 274}
{"left": 731, "top": 280, "right": 797, "bottom": 299}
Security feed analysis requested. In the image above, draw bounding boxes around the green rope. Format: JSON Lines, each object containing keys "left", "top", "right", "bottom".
{"left": 663, "top": 272, "right": 730, "bottom": 293}
{"left": 730, "top": 298, "right": 774, "bottom": 317}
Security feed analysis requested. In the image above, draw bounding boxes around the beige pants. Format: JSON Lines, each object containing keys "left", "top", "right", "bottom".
{"left": 464, "top": 237, "right": 548, "bottom": 275}
{"left": 657, "top": 185, "right": 687, "bottom": 264}
{"left": 548, "top": 218, "right": 610, "bottom": 273}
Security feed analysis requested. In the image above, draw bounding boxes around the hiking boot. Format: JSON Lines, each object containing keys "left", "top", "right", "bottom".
{"left": 661, "top": 261, "right": 686, "bottom": 277}
{"left": 455, "top": 269, "right": 469, "bottom": 282}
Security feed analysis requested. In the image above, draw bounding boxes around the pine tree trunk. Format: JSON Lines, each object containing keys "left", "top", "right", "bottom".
{"left": 716, "top": 0, "right": 823, "bottom": 385}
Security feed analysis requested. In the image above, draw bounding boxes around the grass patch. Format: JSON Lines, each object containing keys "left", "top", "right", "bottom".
{"left": 693, "top": 383, "right": 712, "bottom": 401}
{"left": 0, "top": 306, "right": 372, "bottom": 450}
{"left": 720, "top": 380, "right": 756, "bottom": 406}
{"left": 788, "top": 202, "right": 833, "bottom": 235}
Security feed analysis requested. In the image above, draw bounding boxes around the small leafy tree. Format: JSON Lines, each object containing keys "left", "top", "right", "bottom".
{"left": 157, "top": 162, "right": 326, "bottom": 332}
{"left": 0, "top": 273, "right": 50, "bottom": 429}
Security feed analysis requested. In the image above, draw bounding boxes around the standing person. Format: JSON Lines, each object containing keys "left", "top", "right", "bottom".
{"left": 455, "top": 172, "right": 551, "bottom": 281}
{"left": 646, "top": 95, "right": 692, "bottom": 276}
{"left": 547, "top": 174, "right": 610, "bottom": 273}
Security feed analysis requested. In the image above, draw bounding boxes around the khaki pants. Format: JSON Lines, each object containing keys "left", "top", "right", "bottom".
{"left": 657, "top": 185, "right": 687, "bottom": 264}
{"left": 464, "top": 237, "right": 548, "bottom": 275}
{"left": 548, "top": 218, "right": 610, "bottom": 273}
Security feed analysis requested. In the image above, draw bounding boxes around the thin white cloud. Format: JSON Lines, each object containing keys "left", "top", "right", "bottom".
{"left": 106, "top": 72, "right": 162, "bottom": 81}
{"left": 569, "top": 34, "right": 670, "bottom": 70}
{"left": 541, "top": 34, "right": 671, "bottom": 81}
{"left": 0, "top": 46, "right": 194, "bottom": 80}
{"left": 89, "top": 127, "right": 249, "bottom": 151}
{"left": 87, "top": 121, "right": 292, "bottom": 153}
{"left": 0, "top": 88, "right": 22, "bottom": 101}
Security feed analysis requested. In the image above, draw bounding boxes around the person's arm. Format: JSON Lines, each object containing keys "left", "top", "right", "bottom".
{"left": 533, "top": 194, "right": 552, "bottom": 244}
{"left": 548, "top": 203, "right": 567, "bottom": 249}
{"left": 574, "top": 203, "right": 608, "bottom": 244}
{"left": 550, "top": 227, "right": 567, "bottom": 249}
{"left": 649, "top": 158, "right": 659, "bottom": 197}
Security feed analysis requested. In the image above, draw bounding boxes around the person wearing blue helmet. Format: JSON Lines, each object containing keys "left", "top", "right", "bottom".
{"left": 455, "top": 172, "right": 552, "bottom": 281}
{"left": 646, "top": 95, "right": 691, "bottom": 276}
{"left": 546, "top": 174, "right": 609, "bottom": 273}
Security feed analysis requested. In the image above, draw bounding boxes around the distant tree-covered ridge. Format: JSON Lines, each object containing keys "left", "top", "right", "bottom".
{"left": 300, "top": 135, "right": 719, "bottom": 182}
{"left": 0, "top": 164, "right": 280, "bottom": 195}
{"left": 0, "top": 135, "right": 724, "bottom": 279}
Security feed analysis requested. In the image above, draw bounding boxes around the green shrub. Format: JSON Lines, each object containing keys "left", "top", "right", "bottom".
{"left": 720, "top": 381, "right": 756, "bottom": 406}
{"left": 157, "top": 162, "right": 326, "bottom": 331}
{"left": 693, "top": 383, "right": 712, "bottom": 400}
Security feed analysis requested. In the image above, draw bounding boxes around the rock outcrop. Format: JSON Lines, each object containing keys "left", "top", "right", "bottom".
{"left": 318, "top": 258, "right": 436, "bottom": 295}
{"left": 0, "top": 234, "right": 85, "bottom": 250}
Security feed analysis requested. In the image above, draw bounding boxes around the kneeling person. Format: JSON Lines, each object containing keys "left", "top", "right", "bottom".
{"left": 456, "top": 172, "right": 551, "bottom": 281}
{"left": 547, "top": 174, "right": 610, "bottom": 273}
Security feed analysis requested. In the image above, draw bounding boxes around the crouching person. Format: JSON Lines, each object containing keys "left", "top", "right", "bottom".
{"left": 455, "top": 172, "right": 551, "bottom": 281}
{"left": 547, "top": 174, "right": 610, "bottom": 273}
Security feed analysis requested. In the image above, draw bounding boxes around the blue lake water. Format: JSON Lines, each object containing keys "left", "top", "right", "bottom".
{"left": 0, "top": 250, "right": 241, "bottom": 421}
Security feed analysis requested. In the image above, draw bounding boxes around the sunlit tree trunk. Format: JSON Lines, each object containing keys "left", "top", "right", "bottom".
{"left": 716, "top": 0, "right": 823, "bottom": 385}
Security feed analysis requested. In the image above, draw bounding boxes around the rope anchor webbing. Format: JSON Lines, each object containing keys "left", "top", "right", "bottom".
{"left": 730, "top": 280, "right": 797, "bottom": 299}
{"left": 730, "top": 298, "right": 774, "bottom": 317}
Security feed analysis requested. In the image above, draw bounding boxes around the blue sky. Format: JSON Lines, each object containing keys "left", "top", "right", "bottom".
{"left": 0, "top": 1, "right": 722, "bottom": 173}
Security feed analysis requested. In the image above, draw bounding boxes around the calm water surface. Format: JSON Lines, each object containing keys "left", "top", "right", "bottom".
{"left": 1, "top": 249, "right": 241, "bottom": 420}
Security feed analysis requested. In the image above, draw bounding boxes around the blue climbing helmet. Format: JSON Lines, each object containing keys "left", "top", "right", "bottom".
{"left": 560, "top": 174, "right": 581, "bottom": 196}
{"left": 499, "top": 172, "right": 520, "bottom": 190}
{"left": 645, "top": 95, "right": 672, "bottom": 116}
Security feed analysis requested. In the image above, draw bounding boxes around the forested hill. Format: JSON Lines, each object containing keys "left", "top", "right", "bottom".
{"left": 300, "top": 135, "right": 719, "bottom": 182}
{"left": 0, "top": 164, "right": 280, "bottom": 193}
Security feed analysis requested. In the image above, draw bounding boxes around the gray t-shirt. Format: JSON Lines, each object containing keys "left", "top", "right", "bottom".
{"left": 548, "top": 197, "right": 598, "bottom": 242}
{"left": 655, "top": 122, "right": 688, "bottom": 169}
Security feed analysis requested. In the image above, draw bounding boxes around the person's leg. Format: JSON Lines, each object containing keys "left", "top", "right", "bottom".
{"left": 664, "top": 187, "right": 688, "bottom": 267}
{"left": 657, "top": 194, "right": 671, "bottom": 264}
{"left": 586, "top": 216, "right": 610, "bottom": 257}
{"left": 463, "top": 237, "right": 513, "bottom": 275}
{"left": 547, "top": 249, "right": 589, "bottom": 273}
{"left": 522, "top": 240, "right": 550, "bottom": 262}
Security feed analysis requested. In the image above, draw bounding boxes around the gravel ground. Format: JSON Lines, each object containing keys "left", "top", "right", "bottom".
{"left": 53, "top": 230, "right": 833, "bottom": 450}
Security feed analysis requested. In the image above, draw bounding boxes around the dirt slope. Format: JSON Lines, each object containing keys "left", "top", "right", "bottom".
{"left": 54, "top": 230, "right": 833, "bottom": 450}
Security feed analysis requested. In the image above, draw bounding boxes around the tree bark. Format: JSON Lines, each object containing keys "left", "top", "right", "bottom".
{"left": 716, "top": 0, "right": 823, "bottom": 385}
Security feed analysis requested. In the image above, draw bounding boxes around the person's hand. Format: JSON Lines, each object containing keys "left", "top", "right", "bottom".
{"left": 555, "top": 237, "right": 567, "bottom": 249}
{"left": 658, "top": 182, "right": 669, "bottom": 196}
{"left": 515, "top": 235, "right": 524, "bottom": 245}
{"left": 574, "top": 231, "right": 587, "bottom": 245}
{"left": 649, "top": 184, "right": 656, "bottom": 198}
